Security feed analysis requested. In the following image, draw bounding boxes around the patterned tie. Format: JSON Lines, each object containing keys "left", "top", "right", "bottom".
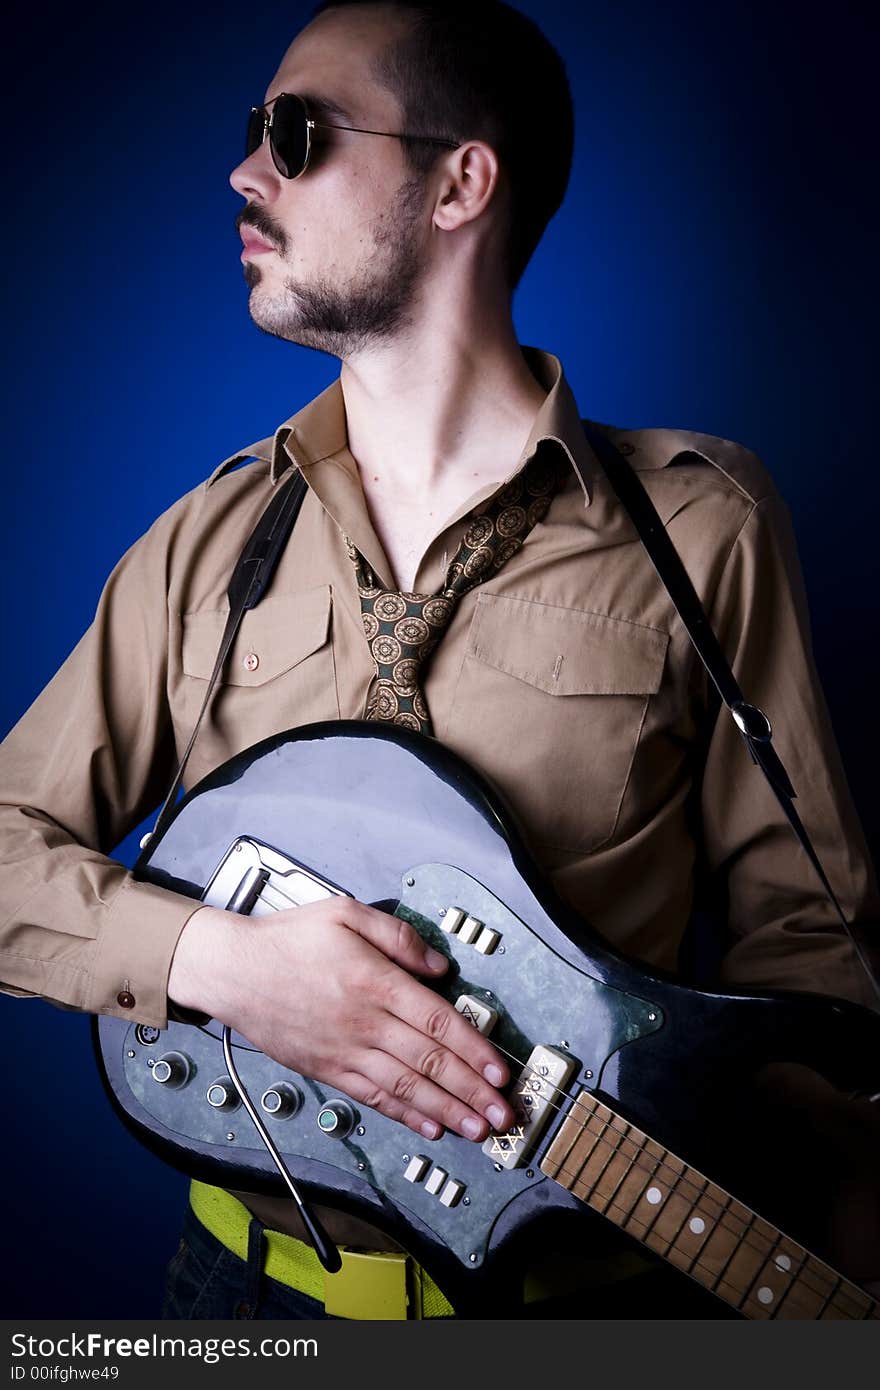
{"left": 345, "top": 445, "right": 566, "bottom": 735}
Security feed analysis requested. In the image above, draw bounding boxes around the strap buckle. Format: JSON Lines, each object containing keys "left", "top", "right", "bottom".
{"left": 323, "top": 1248, "right": 413, "bottom": 1320}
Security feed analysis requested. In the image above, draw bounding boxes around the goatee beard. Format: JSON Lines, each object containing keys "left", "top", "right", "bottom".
{"left": 243, "top": 177, "right": 426, "bottom": 357}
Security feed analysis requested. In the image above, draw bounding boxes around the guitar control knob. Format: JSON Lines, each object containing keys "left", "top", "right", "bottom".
{"left": 316, "top": 1099, "right": 358, "bottom": 1138}
{"left": 206, "top": 1077, "right": 240, "bottom": 1112}
{"left": 151, "top": 1051, "right": 192, "bottom": 1089}
{"left": 261, "top": 1083, "right": 303, "bottom": 1119}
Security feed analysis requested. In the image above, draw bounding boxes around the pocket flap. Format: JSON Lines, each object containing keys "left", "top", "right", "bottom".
{"left": 182, "top": 586, "right": 332, "bottom": 686}
{"left": 467, "top": 593, "right": 667, "bottom": 695}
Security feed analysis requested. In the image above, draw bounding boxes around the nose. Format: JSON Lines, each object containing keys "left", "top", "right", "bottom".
{"left": 229, "top": 139, "right": 278, "bottom": 201}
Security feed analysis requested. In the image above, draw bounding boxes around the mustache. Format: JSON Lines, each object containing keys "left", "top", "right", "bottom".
{"left": 235, "top": 206, "right": 288, "bottom": 254}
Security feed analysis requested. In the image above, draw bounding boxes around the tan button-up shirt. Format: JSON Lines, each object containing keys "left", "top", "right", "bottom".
{"left": 1, "top": 349, "right": 877, "bottom": 1027}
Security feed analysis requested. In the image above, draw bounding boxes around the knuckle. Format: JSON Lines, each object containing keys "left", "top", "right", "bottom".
{"left": 416, "top": 1044, "right": 449, "bottom": 1082}
{"left": 393, "top": 915, "right": 416, "bottom": 955}
{"left": 391, "top": 1070, "right": 419, "bottom": 1104}
{"left": 360, "top": 1086, "right": 386, "bottom": 1112}
{"left": 423, "top": 1003, "right": 452, "bottom": 1043}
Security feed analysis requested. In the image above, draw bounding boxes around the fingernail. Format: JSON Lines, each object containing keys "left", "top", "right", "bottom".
{"left": 483, "top": 1063, "right": 505, "bottom": 1087}
{"left": 424, "top": 947, "right": 447, "bottom": 971}
{"left": 461, "top": 1116, "right": 483, "bottom": 1140}
{"left": 486, "top": 1104, "right": 507, "bottom": 1129}
{"left": 420, "top": 1120, "right": 441, "bottom": 1140}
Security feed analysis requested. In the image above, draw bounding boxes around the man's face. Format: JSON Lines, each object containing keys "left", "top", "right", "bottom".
{"left": 229, "top": 7, "right": 431, "bottom": 357}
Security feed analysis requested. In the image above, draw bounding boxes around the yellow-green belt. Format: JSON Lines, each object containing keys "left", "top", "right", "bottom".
{"left": 190, "top": 1179, "right": 655, "bottom": 1320}
{"left": 189, "top": 1180, "right": 454, "bottom": 1319}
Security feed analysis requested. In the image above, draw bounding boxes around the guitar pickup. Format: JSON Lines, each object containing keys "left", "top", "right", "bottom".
{"left": 483, "top": 1044, "right": 577, "bottom": 1169}
{"left": 455, "top": 994, "right": 498, "bottom": 1035}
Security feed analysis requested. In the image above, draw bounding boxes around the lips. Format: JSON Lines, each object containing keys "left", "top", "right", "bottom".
{"left": 239, "top": 226, "right": 277, "bottom": 256}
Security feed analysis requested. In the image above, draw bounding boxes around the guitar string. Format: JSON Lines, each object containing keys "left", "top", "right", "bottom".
{"left": 476, "top": 1035, "right": 870, "bottom": 1314}
{"left": 204, "top": 1022, "right": 868, "bottom": 1315}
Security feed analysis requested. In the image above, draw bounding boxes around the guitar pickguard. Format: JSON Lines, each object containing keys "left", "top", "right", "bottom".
{"left": 116, "top": 862, "right": 663, "bottom": 1269}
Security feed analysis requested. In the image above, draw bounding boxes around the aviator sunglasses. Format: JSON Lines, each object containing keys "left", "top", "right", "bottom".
{"left": 246, "top": 92, "right": 459, "bottom": 179}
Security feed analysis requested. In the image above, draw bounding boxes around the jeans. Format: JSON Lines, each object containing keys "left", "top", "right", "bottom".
{"left": 161, "top": 1202, "right": 340, "bottom": 1320}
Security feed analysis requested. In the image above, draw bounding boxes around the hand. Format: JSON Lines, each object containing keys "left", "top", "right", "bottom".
{"left": 754, "top": 1062, "right": 880, "bottom": 1287}
{"left": 168, "top": 897, "right": 514, "bottom": 1143}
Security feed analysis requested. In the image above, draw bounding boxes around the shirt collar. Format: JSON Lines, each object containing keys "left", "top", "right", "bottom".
{"left": 211, "top": 348, "right": 717, "bottom": 498}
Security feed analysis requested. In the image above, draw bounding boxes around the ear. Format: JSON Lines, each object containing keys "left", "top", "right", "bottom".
{"left": 432, "top": 140, "right": 501, "bottom": 233}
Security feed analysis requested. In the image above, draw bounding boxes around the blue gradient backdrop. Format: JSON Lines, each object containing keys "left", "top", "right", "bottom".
{"left": 1, "top": 0, "right": 877, "bottom": 1317}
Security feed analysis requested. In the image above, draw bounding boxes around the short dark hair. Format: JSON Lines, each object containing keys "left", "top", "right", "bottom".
{"left": 311, "top": 0, "right": 574, "bottom": 287}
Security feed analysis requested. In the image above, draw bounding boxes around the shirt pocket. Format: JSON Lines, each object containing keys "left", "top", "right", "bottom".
{"left": 178, "top": 585, "right": 339, "bottom": 752}
{"left": 443, "top": 592, "right": 668, "bottom": 853}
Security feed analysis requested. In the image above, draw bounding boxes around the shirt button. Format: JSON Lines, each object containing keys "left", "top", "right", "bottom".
{"left": 243, "top": 652, "right": 260, "bottom": 673}
{"left": 117, "top": 991, "right": 136, "bottom": 1009}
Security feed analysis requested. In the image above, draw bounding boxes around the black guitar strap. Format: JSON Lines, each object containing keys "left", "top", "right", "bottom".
{"left": 579, "top": 423, "right": 880, "bottom": 1007}
{"left": 149, "top": 466, "right": 308, "bottom": 843}
{"left": 148, "top": 431, "right": 879, "bottom": 1007}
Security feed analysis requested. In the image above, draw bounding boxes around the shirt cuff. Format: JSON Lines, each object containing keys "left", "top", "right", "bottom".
{"left": 84, "top": 875, "right": 203, "bottom": 1029}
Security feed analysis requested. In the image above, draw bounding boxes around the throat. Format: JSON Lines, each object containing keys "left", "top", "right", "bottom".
{"left": 361, "top": 477, "right": 474, "bottom": 593}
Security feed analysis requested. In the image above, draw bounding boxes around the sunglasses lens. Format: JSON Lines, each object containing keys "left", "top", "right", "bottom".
{"left": 270, "top": 94, "right": 310, "bottom": 178}
{"left": 245, "top": 108, "right": 265, "bottom": 159}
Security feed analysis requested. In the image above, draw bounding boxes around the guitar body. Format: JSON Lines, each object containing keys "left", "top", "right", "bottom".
{"left": 94, "top": 722, "right": 880, "bottom": 1315}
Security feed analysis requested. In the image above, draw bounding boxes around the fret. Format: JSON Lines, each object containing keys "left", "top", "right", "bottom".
{"left": 716, "top": 1212, "right": 775, "bottom": 1313}
{"left": 744, "top": 1241, "right": 816, "bottom": 1319}
{"left": 542, "top": 1096, "right": 610, "bottom": 1196}
{"left": 588, "top": 1114, "right": 634, "bottom": 1211}
{"left": 638, "top": 1153, "right": 700, "bottom": 1258}
{"left": 581, "top": 1112, "right": 633, "bottom": 1205}
{"left": 624, "top": 1137, "right": 681, "bottom": 1245}
{"left": 814, "top": 1262, "right": 875, "bottom": 1320}
{"left": 682, "top": 1191, "right": 743, "bottom": 1289}
{"left": 604, "top": 1143, "right": 667, "bottom": 1237}
{"left": 539, "top": 1089, "right": 879, "bottom": 1321}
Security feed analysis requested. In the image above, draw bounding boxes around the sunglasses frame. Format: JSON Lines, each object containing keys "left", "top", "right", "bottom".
{"left": 247, "top": 92, "right": 459, "bottom": 179}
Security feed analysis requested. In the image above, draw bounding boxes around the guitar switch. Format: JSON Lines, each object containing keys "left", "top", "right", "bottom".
{"left": 150, "top": 1051, "right": 192, "bottom": 1089}
{"left": 206, "top": 1078, "right": 241, "bottom": 1112}
{"left": 456, "top": 915, "right": 484, "bottom": 945}
{"left": 439, "top": 1178, "right": 466, "bottom": 1208}
{"left": 403, "top": 1155, "right": 431, "bottom": 1183}
{"left": 260, "top": 1083, "right": 303, "bottom": 1119}
{"left": 424, "top": 1165, "right": 448, "bottom": 1196}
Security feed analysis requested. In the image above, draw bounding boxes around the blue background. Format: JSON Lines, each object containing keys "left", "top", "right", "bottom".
{"left": 1, "top": 0, "right": 877, "bottom": 1316}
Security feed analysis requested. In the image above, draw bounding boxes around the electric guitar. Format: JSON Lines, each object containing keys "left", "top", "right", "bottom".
{"left": 93, "top": 721, "right": 880, "bottom": 1318}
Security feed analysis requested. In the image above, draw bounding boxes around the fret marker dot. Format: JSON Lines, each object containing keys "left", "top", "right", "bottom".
{"left": 689, "top": 1217, "right": 705, "bottom": 1234}
{"left": 757, "top": 1287, "right": 774, "bottom": 1305}
{"left": 775, "top": 1255, "right": 792, "bottom": 1272}
{"left": 646, "top": 1187, "right": 663, "bottom": 1205}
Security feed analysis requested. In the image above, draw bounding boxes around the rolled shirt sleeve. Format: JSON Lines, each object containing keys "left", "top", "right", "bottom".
{"left": 699, "top": 490, "right": 880, "bottom": 1006}
{"left": 0, "top": 497, "right": 204, "bottom": 1028}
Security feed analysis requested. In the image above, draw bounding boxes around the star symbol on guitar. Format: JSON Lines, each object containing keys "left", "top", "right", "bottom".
{"left": 519, "top": 1070, "right": 546, "bottom": 1108}
{"left": 488, "top": 1126, "right": 527, "bottom": 1155}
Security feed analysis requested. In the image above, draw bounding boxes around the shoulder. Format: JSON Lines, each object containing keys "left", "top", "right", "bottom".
{"left": 103, "top": 436, "right": 287, "bottom": 612}
{"left": 587, "top": 419, "right": 788, "bottom": 550}
{"left": 592, "top": 420, "right": 779, "bottom": 507}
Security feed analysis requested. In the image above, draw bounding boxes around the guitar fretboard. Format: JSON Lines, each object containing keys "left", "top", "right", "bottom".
{"left": 540, "top": 1089, "right": 878, "bottom": 1319}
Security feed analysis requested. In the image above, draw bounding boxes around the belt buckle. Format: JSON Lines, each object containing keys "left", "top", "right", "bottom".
{"left": 323, "top": 1248, "right": 414, "bottom": 1320}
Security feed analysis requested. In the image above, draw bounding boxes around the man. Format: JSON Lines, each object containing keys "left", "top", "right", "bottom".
{"left": 1, "top": 0, "right": 878, "bottom": 1319}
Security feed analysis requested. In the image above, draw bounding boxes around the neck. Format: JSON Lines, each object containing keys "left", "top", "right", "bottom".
{"left": 338, "top": 276, "right": 546, "bottom": 496}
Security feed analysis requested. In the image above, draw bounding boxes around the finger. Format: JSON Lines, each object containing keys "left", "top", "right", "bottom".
{"left": 383, "top": 969, "right": 511, "bottom": 1092}
{"left": 331, "top": 1068, "right": 448, "bottom": 1141}
{"left": 358, "top": 1043, "right": 513, "bottom": 1140}
{"left": 335, "top": 1053, "right": 507, "bottom": 1143}
{"left": 339, "top": 900, "right": 450, "bottom": 978}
